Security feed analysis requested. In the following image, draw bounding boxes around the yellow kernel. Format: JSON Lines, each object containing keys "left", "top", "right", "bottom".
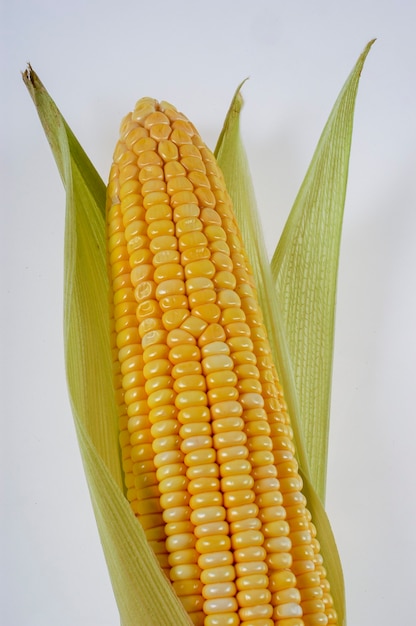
{"left": 150, "top": 418, "right": 179, "bottom": 439}
{"left": 196, "top": 535, "right": 231, "bottom": 555}
{"left": 184, "top": 447, "right": 216, "bottom": 468}
{"left": 170, "top": 564, "right": 202, "bottom": 581}
{"left": 202, "top": 581, "right": 236, "bottom": 600}
{"left": 172, "top": 362, "right": 203, "bottom": 379}
{"left": 185, "top": 259, "right": 216, "bottom": 280}
{"left": 178, "top": 406, "right": 210, "bottom": 424}
{"left": 213, "top": 431, "right": 247, "bottom": 449}
{"left": 152, "top": 264, "right": 183, "bottom": 284}
{"left": 188, "top": 476, "right": 219, "bottom": 495}
{"left": 210, "top": 400, "right": 243, "bottom": 419}
{"left": 191, "top": 506, "right": 226, "bottom": 526}
{"left": 202, "top": 355, "right": 234, "bottom": 374}
{"left": 169, "top": 344, "right": 201, "bottom": 364}
{"left": 200, "top": 565, "right": 235, "bottom": 584}
{"left": 166, "top": 328, "right": 196, "bottom": 348}
{"left": 168, "top": 548, "right": 198, "bottom": 567}
{"left": 158, "top": 139, "right": 179, "bottom": 161}
{"left": 172, "top": 578, "right": 204, "bottom": 596}
{"left": 181, "top": 246, "right": 211, "bottom": 265}
{"left": 152, "top": 249, "right": 181, "bottom": 267}
{"left": 268, "top": 571, "right": 298, "bottom": 595}
{"left": 188, "top": 289, "right": 217, "bottom": 308}
{"left": 236, "top": 587, "right": 271, "bottom": 608}
{"left": 198, "top": 323, "right": 227, "bottom": 346}
{"left": 149, "top": 235, "right": 177, "bottom": 254}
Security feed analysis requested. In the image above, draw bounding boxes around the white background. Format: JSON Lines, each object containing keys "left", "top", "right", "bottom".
{"left": 2, "top": 1, "right": 415, "bottom": 625}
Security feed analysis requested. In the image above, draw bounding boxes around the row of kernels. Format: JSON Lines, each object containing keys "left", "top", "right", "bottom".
{"left": 163, "top": 328, "right": 212, "bottom": 620}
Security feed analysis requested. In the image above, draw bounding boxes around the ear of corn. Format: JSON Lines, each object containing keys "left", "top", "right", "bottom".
{"left": 24, "top": 42, "right": 372, "bottom": 626}
{"left": 107, "top": 98, "right": 338, "bottom": 626}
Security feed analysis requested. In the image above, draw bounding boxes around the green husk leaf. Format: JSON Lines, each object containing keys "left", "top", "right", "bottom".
{"left": 215, "top": 98, "right": 349, "bottom": 619}
{"left": 214, "top": 63, "right": 372, "bottom": 623}
{"left": 271, "top": 41, "right": 374, "bottom": 501}
{"left": 215, "top": 84, "right": 311, "bottom": 482}
{"left": 23, "top": 66, "right": 191, "bottom": 626}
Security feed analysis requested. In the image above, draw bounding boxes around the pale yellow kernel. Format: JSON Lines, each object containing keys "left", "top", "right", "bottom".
{"left": 202, "top": 581, "right": 236, "bottom": 601}
{"left": 202, "top": 354, "right": 234, "bottom": 374}
{"left": 169, "top": 343, "right": 201, "bottom": 364}
{"left": 160, "top": 490, "right": 190, "bottom": 510}
{"left": 153, "top": 449, "right": 184, "bottom": 468}
{"left": 302, "top": 599, "right": 327, "bottom": 615}
{"left": 216, "top": 291, "right": 240, "bottom": 311}
{"left": 174, "top": 207, "right": 202, "bottom": 227}
{"left": 152, "top": 434, "right": 181, "bottom": 455}
{"left": 180, "top": 144, "right": 202, "bottom": 158}
{"left": 165, "top": 531, "right": 195, "bottom": 552}
{"left": 181, "top": 155, "right": 206, "bottom": 173}
{"left": 165, "top": 161, "right": 186, "bottom": 180}
{"left": 203, "top": 597, "right": 238, "bottom": 616}
{"left": 177, "top": 404, "right": 210, "bottom": 424}
{"left": 171, "top": 190, "right": 199, "bottom": 208}
{"left": 207, "top": 387, "right": 239, "bottom": 404}
{"left": 186, "top": 457, "right": 219, "bottom": 481}
{"left": 210, "top": 399, "right": 243, "bottom": 419}
{"left": 206, "top": 370, "right": 238, "bottom": 390}
{"left": 149, "top": 418, "right": 179, "bottom": 439}
{"left": 237, "top": 587, "right": 271, "bottom": 608}
{"left": 195, "top": 187, "right": 216, "bottom": 208}
{"left": 184, "top": 259, "right": 216, "bottom": 280}
{"left": 163, "top": 309, "right": 190, "bottom": 330}
{"left": 118, "top": 162, "right": 139, "bottom": 185}
{"left": 216, "top": 445, "right": 249, "bottom": 464}
{"left": 167, "top": 544, "right": 198, "bottom": 573}
{"left": 149, "top": 404, "right": 177, "bottom": 424}
{"left": 196, "top": 535, "right": 231, "bottom": 555}
{"left": 174, "top": 374, "right": 206, "bottom": 393}
{"left": 156, "top": 463, "right": 186, "bottom": 483}
{"left": 193, "top": 518, "right": 228, "bottom": 538}
{"left": 213, "top": 431, "right": 247, "bottom": 449}
{"left": 147, "top": 388, "right": 176, "bottom": 409}
{"left": 181, "top": 246, "right": 211, "bottom": 265}
{"left": 274, "top": 603, "right": 304, "bottom": 620}
{"left": 268, "top": 570, "right": 298, "bottom": 593}
{"left": 190, "top": 506, "right": 226, "bottom": 526}
{"left": 187, "top": 475, "right": 219, "bottom": 495}
{"left": 179, "top": 230, "right": 208, "bottom": 250}
{"left": 184, "top": 447, "right": 216, "bottom": 467}
{"left": 200, "top": 564, "right": 235, "bottom": 584}
{"left": 137, "top": 150, "right": 163, "bottom": 169}
{"left": 176, "top": 216, "right": 203, "bottom": 237}
{"left": 170, "top": 563, "right": 202, "bottom": 581}
{"left": 198, "top": 323, "right": 226, "bottom": 346}
{"left": 172, "top": 577, "right": 203, "bottom": 596}
{"left": 149, "top": 234, "right": 178, "bottom": 253}
{"left": 152, "top": 249, "right": 180, "bottom": 267}
{"left": 175, "top": 390, "right": 208, "bottom": 410}
{"left": 181, "top": 435, "right": 213, "bottom": 454}
{"left": 292, "top": 544, "right": 315, "bottom": 561}
{"left": 219, "top": 459, "right": 251, "bottom": 477}
{"left": 167, "top": 176, "right": 194, "bottom": 196}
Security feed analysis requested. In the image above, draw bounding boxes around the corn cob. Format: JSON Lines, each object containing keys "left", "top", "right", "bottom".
{"left": 106, "top": 97, "right": 337, "bottom": 626}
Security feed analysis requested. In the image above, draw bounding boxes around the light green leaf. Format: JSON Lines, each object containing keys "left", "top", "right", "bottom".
{"left": 271, "top": 41, "right": 375, "bottom": 501}
{"left": 23, "top": 66, "right": 191, "bottom": 626}
{"left": 215, "top": 83, "right": 312, "bottom": 484}
{"left": 214, "top": 84, "right": 347, "bottom": 623}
